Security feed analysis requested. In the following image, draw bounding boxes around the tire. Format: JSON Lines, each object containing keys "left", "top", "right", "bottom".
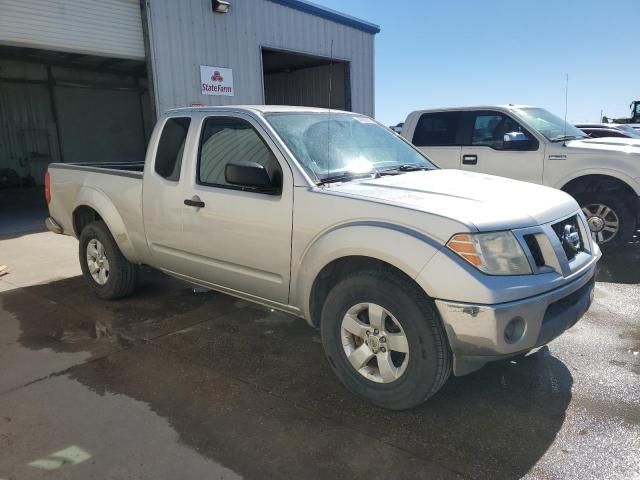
{"left": 575, "top": 192, "right": 636, "bottom": 251}
{"left": 79, "top": 221, "right": 138, "bottom": 300}
{"left": 320, "top": 269, "right": 452, "bottom": 410}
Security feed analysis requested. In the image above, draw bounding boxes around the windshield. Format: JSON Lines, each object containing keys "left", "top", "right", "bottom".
{"left": 511, "top": 107, "right": 588, "bottom": 142}
{"left": 616, "top": 124, "right": 640, "bottom": 138}
{"left": 265, "top": 112, "right": 435, "bottom": 182}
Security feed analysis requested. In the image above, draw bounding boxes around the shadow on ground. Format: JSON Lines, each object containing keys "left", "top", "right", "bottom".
{"left": 2, "top": 270, "right": 574, "bottom": 480}
{"left": 0, "top": 187, "right": 48, "bottom": 237}
{"left": 596, "top": 239, "right": 640, "bottom": 284}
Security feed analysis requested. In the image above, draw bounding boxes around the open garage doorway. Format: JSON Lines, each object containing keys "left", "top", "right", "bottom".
{"left": 262, "top": 48, "right": 351, "bottom": 111}
{"left": 0, "top": 46, "right": 152, "bottom": 236}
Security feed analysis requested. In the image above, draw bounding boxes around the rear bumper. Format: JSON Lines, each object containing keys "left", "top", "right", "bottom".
{"left": 436, "top": 261, "right": 597, "bottom": 376}
{"left": 45, "top": 216, "right": 64, "bottom": 234}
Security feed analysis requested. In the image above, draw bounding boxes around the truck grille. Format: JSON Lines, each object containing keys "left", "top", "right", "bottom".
{"left": 523, "top": 234, "right": 545, "bottom": 267}
{"left": 551, "top": 215, "right": 584, "bottom": 261}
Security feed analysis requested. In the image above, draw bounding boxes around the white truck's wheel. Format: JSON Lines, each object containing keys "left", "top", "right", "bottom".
{"left": 79, "top": 221, "right": 138, "bottom": 300}
{"left": 320, "top": 269, "right": 451, "bottom": 410}
{"left": 576, "top": 193, "right": 636, "bottom": 250}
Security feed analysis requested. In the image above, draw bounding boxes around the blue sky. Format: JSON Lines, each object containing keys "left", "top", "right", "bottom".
{"left": 318, "top": 0, "right": 640, "bottom": 125}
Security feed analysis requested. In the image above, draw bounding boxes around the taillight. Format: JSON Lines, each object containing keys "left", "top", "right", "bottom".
{"left": 45, "top": 171, "right": 51, "bottom": 204}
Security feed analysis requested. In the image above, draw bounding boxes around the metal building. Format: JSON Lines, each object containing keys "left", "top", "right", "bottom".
{"left": 0, "top": 0, "right": 378, "bottom": 210}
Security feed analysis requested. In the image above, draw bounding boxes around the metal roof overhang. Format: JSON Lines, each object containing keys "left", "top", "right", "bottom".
{"left": 266, "top": 0, "right": 381, "bottom": 34}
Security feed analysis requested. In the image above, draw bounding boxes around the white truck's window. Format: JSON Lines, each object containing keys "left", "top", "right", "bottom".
{"left": 511, "top": 107, "right": 587, "bottom": 142}
{"left": 471, "top": 112, "right": 533, "bottom": 149}
{"left": 412, "top": 112, "right": 461, "bottom": 146}
{"left": 155, "top": 117, "right": 191, "bottom": 181}
{"left": 197, "top": 117, "right": 281, "bottom": 190}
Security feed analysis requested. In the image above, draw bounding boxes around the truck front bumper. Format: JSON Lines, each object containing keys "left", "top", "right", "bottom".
{"left": 435, "top": 265, "right": 597, "bottom": 376}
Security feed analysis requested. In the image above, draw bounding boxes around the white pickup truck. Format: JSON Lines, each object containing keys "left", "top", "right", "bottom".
{"left": 46, "top": 106, "right": 600, "bottom": 409}
{"left": 401, "top": 105, "right": 640, "bottom": 249}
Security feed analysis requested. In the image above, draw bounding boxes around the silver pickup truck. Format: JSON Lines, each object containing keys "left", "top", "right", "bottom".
{"left": 46, "top": 106, "right": 600, "bottom": 410}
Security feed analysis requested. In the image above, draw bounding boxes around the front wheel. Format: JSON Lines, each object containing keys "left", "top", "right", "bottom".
{"left": 79, "top": 221, "right": 138, "bottom": 299}
{"left": 320, "top": 270, "right": 451, "bottom": 410}
{"left": 575, "top": 193, "right": 636, "bottom": 251}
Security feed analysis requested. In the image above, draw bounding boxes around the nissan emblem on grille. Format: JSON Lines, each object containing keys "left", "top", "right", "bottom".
{"left": 562, "top": 224, "right": 581, "bottom": 253}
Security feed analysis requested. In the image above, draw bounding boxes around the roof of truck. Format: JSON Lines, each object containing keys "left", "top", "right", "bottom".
{"left": 166, "top": 105, "right": 354, "bottom": 115}
{"left": 408, "top": 104, "right": 535, "bottom": 114}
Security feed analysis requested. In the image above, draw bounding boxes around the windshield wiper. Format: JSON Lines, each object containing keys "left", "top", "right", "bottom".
{"left": 316, "top": 171, "right": 377, "bottom": 186}
{"left": 551, "top": 135, "right": 585, "bottom": 142}
{"left": 378, "top": 164, "right": 432, "bottom": 175}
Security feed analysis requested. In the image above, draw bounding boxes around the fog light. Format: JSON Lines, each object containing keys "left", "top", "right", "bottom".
{"left": 504, "top": 316, "right": 525, "bottom": 344}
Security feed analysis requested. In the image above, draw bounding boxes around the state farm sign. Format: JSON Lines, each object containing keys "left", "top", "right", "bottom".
{"left": 200, "top": 65, "right": 234, "bottom": 96}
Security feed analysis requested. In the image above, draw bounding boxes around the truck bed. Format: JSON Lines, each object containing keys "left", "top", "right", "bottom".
{"left": 47, "top": 161, "right": 147, "bottom": 263}
{"left": 49, "top": 162, "right": 145, "bottom": 178}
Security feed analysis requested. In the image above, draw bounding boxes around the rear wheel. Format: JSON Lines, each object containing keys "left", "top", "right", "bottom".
{"left": 79, "top": 221, "right": 138, "bottom": 299}
{"left": 320, "top": 269, "right": 451, "bottom": 410}
{"left": 575, "top": 192, "right": 636, "bottom": 250}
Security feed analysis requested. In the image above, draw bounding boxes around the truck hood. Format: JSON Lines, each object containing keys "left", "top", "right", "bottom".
{"left": 565, "top": 137, "right": 640, "bottom": 153}
{"left": 329, "top": 169, "right": 578, "bottom": 231}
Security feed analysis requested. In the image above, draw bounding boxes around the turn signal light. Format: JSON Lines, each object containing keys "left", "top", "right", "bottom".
{"left": 447, "top": 234, "right": 483, "bottom": 266}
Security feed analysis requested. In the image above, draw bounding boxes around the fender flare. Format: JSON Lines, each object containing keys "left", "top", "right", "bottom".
{"left": 291, "top": 221, "right": 445, "bottom": 321}
{"left": 553, "top": 168, "right": 640, "bottom": 196}
{"left": 73, "top": 186, "right": 140, "bottom": 263}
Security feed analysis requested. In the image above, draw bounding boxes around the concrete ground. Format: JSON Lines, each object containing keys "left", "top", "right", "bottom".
{"left": 1, "top": 228, "right": 639, "bottom": 479}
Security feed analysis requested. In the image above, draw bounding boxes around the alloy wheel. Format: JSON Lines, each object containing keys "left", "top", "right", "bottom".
{"left": 582, "top": 203, "right": 620, "bottom": 244}
{"left": 340, "top": 303, "right": 409, "bottom": 383}
{"left": 86, "top": 238, "right": 110, "bottom": 285}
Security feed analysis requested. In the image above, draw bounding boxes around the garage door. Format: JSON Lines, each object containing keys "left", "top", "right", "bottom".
{"left": 0, "top": 0, "right": 144, "bottom": 60}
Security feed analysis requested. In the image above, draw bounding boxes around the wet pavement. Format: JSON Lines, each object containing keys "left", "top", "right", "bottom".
{"left": 1, "top": 232, "right": 639, "bottom": 479}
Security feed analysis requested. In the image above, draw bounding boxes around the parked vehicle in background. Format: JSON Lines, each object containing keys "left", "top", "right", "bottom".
{"left": 604, "top": 101, "right": 640, "bottom": 124}
{"left": 45, "top": 106, "right": 600, "bottom": 410}
{"left": 576, "top": 123, "right": 640, "bottom": 139}
{"left": 401, "top": 105, "right": 640, "bottom": 249}
{"left": 389, "top": 122, "right": 404, "bottom": 133}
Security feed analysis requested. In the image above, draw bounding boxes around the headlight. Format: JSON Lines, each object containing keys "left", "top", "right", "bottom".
{"left": 447, "top": 232, "right": 532, "bottom": 275}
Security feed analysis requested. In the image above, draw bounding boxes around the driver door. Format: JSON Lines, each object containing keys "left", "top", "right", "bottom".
{"left": 459, "top": 110, "right": 544, "bottom": 184}
{"left": 179, "top": 114, "right": 293, "bottom": 304}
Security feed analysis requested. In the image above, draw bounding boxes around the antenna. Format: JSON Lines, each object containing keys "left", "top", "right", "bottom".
{"left": 327, "top": 39, "right": 333, "bottom": 180}
{"left": 563, "top": 74, "right": 569, "bottom": 145}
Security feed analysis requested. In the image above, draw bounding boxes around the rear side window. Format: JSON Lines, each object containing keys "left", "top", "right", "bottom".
{"left": 412, "top": 112, "right": 461, "bottom": 146}
{"left": 197, "top": 117, "right": 281, "bottom": 191}
{"left": 155, "top": 117, "right": 191, "bottom": 181}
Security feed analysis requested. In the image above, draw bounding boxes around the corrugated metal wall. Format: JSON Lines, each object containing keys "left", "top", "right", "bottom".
{"left": 0, "top": 0, "right": 145, "bottom": 59}
{"left": 0, "top": 60, "right": 59, "bottom": 182}
{"left": 146, "top": 0, "right": 375, "bottom": 116}
{"left": 264, "top": 63, "right": 347, "bottom": 110}
{"left": 0, "top": 58, "right": 149, "bottom": 181}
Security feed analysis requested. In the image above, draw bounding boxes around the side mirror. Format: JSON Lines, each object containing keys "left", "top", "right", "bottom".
{"left": 503, "top": 131, "right": 533, "bottom": 150}
{"left": 225, "top": 161, "right": 276, "bottom": 192}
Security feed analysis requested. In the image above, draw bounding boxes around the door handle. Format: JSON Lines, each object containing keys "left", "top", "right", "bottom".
{"left": 184, "top": 196, "right": 205, "bottom": 208}
{"left": 462, "top": 154, "right": 478, "bottom": 165}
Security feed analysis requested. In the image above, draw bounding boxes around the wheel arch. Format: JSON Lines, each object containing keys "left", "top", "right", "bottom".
{"left": 72, "top": 186, "right": 140, "bottom": 263}
{"left": 561, "top": 173, "right": 638, "bottom": 200}
{"left": 557, "top": 169, "right": 640, "bottom": 203}
{"left": 292, "top": 223, "right": 444, "bottom": 327}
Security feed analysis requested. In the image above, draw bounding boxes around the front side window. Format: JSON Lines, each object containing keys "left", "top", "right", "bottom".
{"left": 412, "top": 112, "right": 461, "bottom": 146}
{"left": 155, "top": 117, "right": 191, "bottom": 181}
{"left": 471, "top": 112, "right": 533, "bottom": 150}
{"left": 197, "top": 117, "right": 282, "bottom": 191}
